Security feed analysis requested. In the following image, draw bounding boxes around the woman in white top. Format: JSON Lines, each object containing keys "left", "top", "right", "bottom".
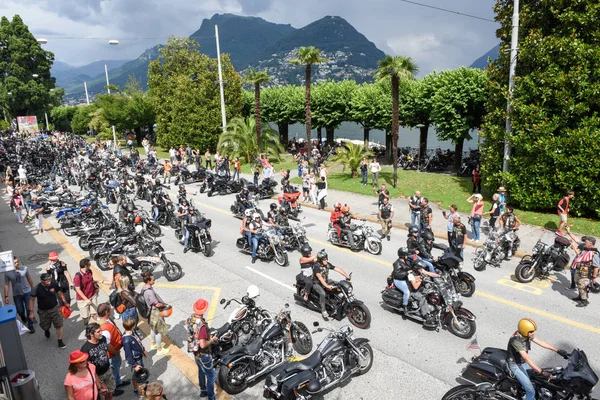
{"left": 319, "top": 164, "right": 328, "bottom": 180}
{"left": 308, "top": 172, "right": 317, "bottom": 205}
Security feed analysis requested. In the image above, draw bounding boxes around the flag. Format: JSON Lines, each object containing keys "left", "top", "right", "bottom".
{"left": 466, "top": 337, "right": 480, "bottom": 351}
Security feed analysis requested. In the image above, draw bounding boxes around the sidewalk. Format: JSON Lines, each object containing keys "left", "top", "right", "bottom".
{"left": 0, "top": 192, "right": 200, "bottom": 399}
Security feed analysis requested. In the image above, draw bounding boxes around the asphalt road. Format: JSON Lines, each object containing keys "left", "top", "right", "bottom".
{"left": 54, "top": 181, "right": 600, "bottom": 400}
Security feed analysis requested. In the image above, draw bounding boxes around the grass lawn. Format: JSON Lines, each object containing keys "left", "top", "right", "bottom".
{"left": 240, "top": 154, "right": 298, "bottom": 175}
{"left": 292, "top": 165, "right": 600, "bottom": 236}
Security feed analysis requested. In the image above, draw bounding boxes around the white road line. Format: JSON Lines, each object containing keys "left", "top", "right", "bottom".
{"left": 245, "top": 266, "right": 296, "bottom": 292}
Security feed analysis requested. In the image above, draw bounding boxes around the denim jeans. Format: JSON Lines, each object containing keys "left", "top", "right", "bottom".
{"left": 416, "top": 256, "right": 435, "bottom": 274}
{"left": 183, "top": 228, "right": 190, "bottom": 249}
{"left": 509, "top": 363, "right": 535, "bottom": 400}
{"left": 393, "top": 280, "right": 410, "bottom": 306}
{"left": 371, "top": 172, "right": 379, "bottom": 186}
{"left": 251, "top": 234, "right": 263, "bottom": 258}
{"left": 196, "top": 354, "right": 216, "bottom": 400}
{"left": 13, "top": 293, "right": 32, "bottom": 327}
{"left": 121, "top": 306, "right": 138, "bottom": 323}
{"left": 471, "top": 218, "right": 481, "bottom": 241}
{"left": 411, "top": 212, "right": 421, "bottom": 228}
{"left": 232, "top": 169, "right": 240, "bottom": 182}
{"left": 297, "top": 166, "right": 302, "bottom": 178}
{"left": 109, "top": 353, "right": 123, "bottom": 385}
{"left": 361, "top": 170, "right": 368, "bottom": 185}
{"left": 153, "top": 206, "right": 159, "bottom": 223}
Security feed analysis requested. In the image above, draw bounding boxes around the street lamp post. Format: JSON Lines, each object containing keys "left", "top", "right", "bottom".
{"left": 106, "top": 40, "right": 119, "bottom": 150}
{"left": 503, "top": 0, "right": 520, "bottom": 173}
{"left": 215, "top": 25, "right": 227, "bottom": 132}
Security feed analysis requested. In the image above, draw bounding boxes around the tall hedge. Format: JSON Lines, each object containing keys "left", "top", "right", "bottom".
{"left": 481, "top": 0, "right": 600, "bottom": 217}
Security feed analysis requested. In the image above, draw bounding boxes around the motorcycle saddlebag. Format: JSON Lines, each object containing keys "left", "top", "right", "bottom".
{"left": 381, "top": 289, "right": 403, "bottom": 308}
{"left": 462, "top": 348, "right": 508, "bottom": 384}
{"left": 60, "top": 218, "right": 76, "bottom": 228}
{"left": 554, "top": 235, "right": 571, "bottom": 248}
{"left": 281, "top": 370, "right": 320, "bottom": 397}
{"left": 235, "top": 237, "right": 247, "bottom": 249}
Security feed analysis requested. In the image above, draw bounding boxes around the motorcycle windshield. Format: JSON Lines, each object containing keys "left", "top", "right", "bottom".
{"left": 561, "top": 349, "right": 598, "bottom": 394}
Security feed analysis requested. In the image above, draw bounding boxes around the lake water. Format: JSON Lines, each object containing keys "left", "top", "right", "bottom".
{"left": 282, "top": 122, "right": 480, "bottom": 151}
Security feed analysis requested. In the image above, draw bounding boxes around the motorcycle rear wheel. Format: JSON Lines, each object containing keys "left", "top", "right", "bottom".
{"left": 355, "top": 343, "right": 374, "bottom": 375}
{"left": 218, "top": 362, "right": 252, "bottom": 395}
{"left": 291, "top": 321, "right": 313, "bottom": 355}
{"left": 97, "top": 254, "right": 111, "bottom": 271}
{"left": 168, "top": 217, "right": 179, "bottom": 229}
{"left": 442, "top": 385, "right": 479, "bottom": 400}
{"left": 163, "top": 261, "right": 182, "bottom": 281}
{"left": 515, "top": 260, "right": 536, "bottom": 283}
{"left": 348, "top": 304, "right": 371, "bottom": 329}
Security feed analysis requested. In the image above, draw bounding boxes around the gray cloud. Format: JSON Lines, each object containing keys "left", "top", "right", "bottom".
{"left": 0, "top": 0, "right": 499, "bottom": 73}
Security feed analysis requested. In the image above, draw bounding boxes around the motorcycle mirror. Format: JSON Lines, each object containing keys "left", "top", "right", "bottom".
{"left": 313, "top": 321, "right": 320, "bottom": 327}
{"left": 219, "top": 299, "right": 226, "bottom": 305}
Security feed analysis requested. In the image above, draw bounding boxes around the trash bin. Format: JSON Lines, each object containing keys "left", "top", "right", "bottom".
{"left": 10, "top": 370, "right": 41, "bottom": 400}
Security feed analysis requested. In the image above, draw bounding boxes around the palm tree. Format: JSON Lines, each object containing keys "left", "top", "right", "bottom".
{"left": 375, "top": 55, "right": 419, "bottom": 188}
{"left": 244, "top": 68, "right": 270, "bottom": 152}
{"left": 290, "top": 46, "right": 327, "bottom": 150}
{"left": 217, "top": 117, "right": 284, "bottom": 163}
{"left": 329, "top": 142, "right": 374, "bottom": 178}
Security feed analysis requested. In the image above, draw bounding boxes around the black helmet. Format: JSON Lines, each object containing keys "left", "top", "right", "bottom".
{"left": 409, "top": 225, "right": 419, "bottom": 235}
{"left": 243, "top": 187, "right": 249, "bottom": 193}
{"left": 179, "top": 184, "right": 185, "bottom": 190}
{"left": 590, "top": 281, "right": 600, "bottom": 294}
{"left": 270, "top": 203, "right": 278, "bottom": 211}
{"left": 155, "top": 178, "right": 161, "bottom": 185}
{"left": 300, "top": 244, "right": 312, "bottom": 257}
{"left": 133, "top": 367, "right": 150, "bottom": 383}
{"left": 414, "top": 260, "right": 427, "bottom": 271}
{"left": 317, "top": 250, "right": 328, "bottom": 262}
{"left": 397, "top": 247, "right": 408, "bottom": 258}
{"left": 422, "top": 231, "right": 434, "bottom": 241}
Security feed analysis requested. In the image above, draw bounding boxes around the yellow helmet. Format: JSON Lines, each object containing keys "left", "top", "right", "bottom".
{"left": 517, "top": 318, "right": 537, "bottom": 337}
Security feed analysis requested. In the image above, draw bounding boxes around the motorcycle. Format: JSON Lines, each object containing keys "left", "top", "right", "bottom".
{"left": 434, "top": 246, "right": 476, "bottom": 297}
{"left": 381, "top": 273, "right": 477, "bottom": 338}
{"left": 280, "top": 222, "right": 309, "bottom": 252}
{"left": 443, "top": 348, "right": 598, "bottom": 400}
{"left": 327, "top": 221, "right": 382, "bottom": 255}
{"left": 515, "top": 236, "right": 571, "bottom": 283}
{"left": 129, "top": 210, "right": 162, "bottom": 238}
{"left": 241, "top": 177, "right": 277, "bottom": 200}
{"left": 278, "top": 190, "right": 302, "bottom": 220}
{"left": 472, "top": 228, "right": 519, "bottom": 271}
{"left": 235, "top": 227, "right": 289, "bottom": 266}
{"left": 264, "top": 323, "right": 374, "bottom": 400}
{"left": 202, "top": 172, "right": 242, "bottom": 197}
{"left": 219, "top": 288, "right": 274, "bottom": 347}
{"left": 155, "top": 202, "right": 179, "bottom": 229}
{"left": 175, "top": 213, "right": 213, "bottom": 257}
{"left": 121, "top": 242, "right": 183, "bottom": 281}
{"left": 218, "top": 304, "right": 313, "bottom": 395}
{"left": 231, "top": 197, "right": 264, "bottom": 220}
{"left": 294, "top": 274, "right": 371, "bottom": 329}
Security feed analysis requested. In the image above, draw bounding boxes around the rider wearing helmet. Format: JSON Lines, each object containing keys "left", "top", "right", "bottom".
{"left": 267, "top": 203, "right": 279, "bottom": 226}
{"left": 178, "top": 199, "right": 190, "bottom": 253}
{"left": 248, "top": 212, "right": 264, "bottom": 263}
{"left": 236, "top": 187, "right": 252, "bottom": 214}
{"left": 330, "top": 202, "right": 343, "bottom": 241}
{"left": 177, "top": 183, "right": 187, "bottom": 205}
{"left": 507, "top": 318, "right": 568, "bottom": 400}
{"left": 298, "top": 245, "right": 317, "bottom": 301}
{"left": 417, "top": 230, "right": 435, "bottom": 261}
{"left": 312, "top": 250, "right": 351, "bottom": 319}
{"left": 275, "top": 209, "right": 289, "bottom": 228}
{"left": 339, "top": 205, "right": 357, "bottom": 248}
{"left": 407, "top": 225, "right": 436, "bottom": 274}
{"left": 151, "top": 184, "right": 169, "bottom": 223}
{"left": 405, "top": 260, "right": 440, "bottom": 327}
{"left": 392, "top": 247, "right": 412, "bottom": 312}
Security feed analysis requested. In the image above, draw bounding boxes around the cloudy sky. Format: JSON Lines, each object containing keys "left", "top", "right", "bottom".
{"left": 1, "top": 0, "right": 499, "bottom": 74}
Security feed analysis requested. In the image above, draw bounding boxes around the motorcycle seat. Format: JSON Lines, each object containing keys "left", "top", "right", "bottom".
{"left": 241, "top": 337, "right": 263, "bottom": 356}
{"left": 283, "top": 350, "right": 322, "bottom": 372}
{"left": 210, "top": 322, "right": 231, "bottom": 337}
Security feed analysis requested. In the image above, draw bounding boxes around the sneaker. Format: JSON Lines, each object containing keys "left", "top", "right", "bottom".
{"left": 576, "top": 300, "right": 589, "bottom": 307}
{"left": 44, "top": 330, "right": 50, "bottom": 339}
{"left": 387, "top": 236, "right": 391, "bottom": 241}
{"left": 157, "top": 347, "right": 170, "bottom": 356}
{"left": 113, "top": 389, "right": 125, "bottom": 397}
{"left": 183, "top": 247, "right": 189, "bottom": 254}
{"left": 58, "top": 339, "right": 66, "bottom": 349}
{"left": 321, "top": 311, "right": 329, "bottom": 319}
{"left": 150, "top": 343, "right": 158, "bottom": 350}
{"left": 116, "top": 380, "right": 131, "bottom": 388}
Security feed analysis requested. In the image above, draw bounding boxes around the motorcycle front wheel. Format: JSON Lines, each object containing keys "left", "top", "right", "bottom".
{"left": 78, "top": 236, "right": 91, "bottom": 251}
{"left": 291, "top": 321, "right": 313, "bottom": 355}
{"left": 146, "top": 223, "right": 161, "bottom": 237}
{"left": 203, "top": 242, "right": 212, "bottom": 257}
{"left": 442, "top": 385, "right": 480, "bottom": 400}
{"left": 473, "top": 249, "right": 487, "bottom": 272}
{"left": 455, "top": 278, "right": 475, "bottom": 297}
{"left": 168, "top": 217, "right": 179, "bottom": 229}
{"left": 163, "top": 261, "right": 182, "bottom": 281}
{"left": 218, "top": 362, "right": 253, "bottom": 395}
{"left": 97, "top": 254, "right": 111, "bottom": 271}
{"left": 348, "top": 304, "right": 371, "bottom": 329}
{"left": 355, "top": 342, "right": 374, "bottom": 375}
{"left": 366, "top": 239, "right": 382, "bottom": 255}
{"left": 447, "top": 314, "right": 476, "bottom": 339}
{"left": 274, "top": 250, "right": 288, "bottom": 267}
{"left": 515, "top": 260, "right": 536, "bottom": 283}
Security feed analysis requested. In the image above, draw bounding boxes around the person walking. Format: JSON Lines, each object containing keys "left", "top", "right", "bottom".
{"left": 17, "top": 164, "right": 27, "bottom": 185}
{"left": 309, "top": 172, "right": 317, "bottom": 205}
{"left": 484, "top": 194, "right": 501, "bottom": 231}
{"left": 4, "top": 255, "right": 35, "bottom": 333}
{"left": 122, "top": 318, "right": 147, "bottom": 396}
{"left": 186, "top": 299, "right": 217, "bottom": 400}
{"left": 565, "top": 228, "right": 599, "bottom": 307}
{"left": 46, "top": 251, "right": 73, "bottom": 305}
{"left": 29, "top": 197, "right": 45, "bottom": 234}
{"left": 497, "top": 187, "right": 507, "bottom": 214}
{"left": 29, "top": 273, "right": 69, "bottom": 348}
{"left": 378, "top": 197, "right": 395, "bottom": 241}
{"left": 467, "top": 194, "right": 484, "bottom": 243}
{"left": 419, "top": 198, "right": 433, "bottom": 236}
{"left": 64, "top": 350, "right": 107, "bottom": 400}
{"left": 232, "top": 157, "right": 241, "bottom": 182}
{"left": 97, "top": 303, "right": 131, "bottom": 389}
{"left": 73, "top": 258, "right": 99, "bottom": 326}
{"left": 556, "top": 190, "right": 574, "bottom": 236}
{"left": 408, "top": 191, "right": 422, "bottom": 228}
{"left": 163, "top": 160, "right": 172, "bottom": 184}
{"left": 359, "top": 157, "right": 368, "bottom": 186}
{"left": 301, "top": 170, "right": 310, "bottom": 202}
{"left": 369, "top": 158, "right": 381, "bottom": 187}
{"left": 11, "top": 189, "right": 24, "bottom": 223}
{"left": 316, "top": 176, "right": 327, "bottom": 210}
{"left": 81, "top": 323, "right": 121, "bottom": 399}
{"left": 451, "top": 216, "right": 467, "bottom": 259}
{"left": 141, "top": 271, "right": 169, "bottom": 355}
{"left": 472, "top": 164, "right": 482, "bottom": 193}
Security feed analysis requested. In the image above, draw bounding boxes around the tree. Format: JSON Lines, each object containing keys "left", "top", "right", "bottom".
{"left": 70, "top": 105, "right": 95, "bottom": 135}
{"left": 481, "top": 0, "right": 600, "bottom": 217}
{"left": 261, "top": 85, "right": 305, "bottom": 144}
{"left": 290, "top": 46, "right": 327, "bottom": 150}
{"left": 329, "top": 142, "right": 374, "bottom": 178}
{"left": 244, "top": 68, "right": 270, "bottom": 152}
{"left": 0, "top": 15, "right": 58, "bottom": 121}
{"left": 349, "top": 82, "right": 392, "bottom": 149}
{"left": 404, "top": 73, "right": 438, "bottom": 162}
{"left": 241, "top": 89, "right": 254, "bottom": 119}
{"left": 312, "top": 80, "right": 357, "bottom": 144}
{"left": 375, "top": 55, "right": 419, "bottom": 188}
{"left": 148, "top": 37, "right": 242, "bottom": 150}
{"left": 217, "top": 117, "right": 284, "bottom": 163}
{"left": 124, "top": 77, "right": 155, "bottom": 146}
{"left": 50, "top": 106, "right": 77, "bottom": 132}
{"left": 430, "top": 67, "right": 487, "bottom": 172}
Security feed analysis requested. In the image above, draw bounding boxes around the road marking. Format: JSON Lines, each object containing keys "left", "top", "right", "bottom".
{"left": 245, "top": 266, "right": 296, "bottom": 292}
{"left": 151, "top": 282, "right": 222, "bottom": 323}
{"left": 475, "top": 291, "right": 600, "bottom": 335}
{"left": 496, "top": 274, "right": 551, "bottom": 296}
{"left": 307, "top": 236, "right": 390, "bottom": 267}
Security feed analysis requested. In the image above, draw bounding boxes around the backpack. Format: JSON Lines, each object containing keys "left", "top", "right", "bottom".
{"left": 109, "top": 289, "right": 126, "bottom": 314}
{"left": 136, "top": 288, "right": 151, "bottom": 319}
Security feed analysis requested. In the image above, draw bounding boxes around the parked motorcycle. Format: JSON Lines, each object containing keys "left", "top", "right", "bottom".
{"left": 327, "top": 221, "right": 382, "bottom": 255}
{"left": 218, "top": 304, "right": 313, "bottom": 395}
{"left": 235, "top": 227, "right": 288, "bottom": 266}
{"left": 515, "top": 236, "right": 571, "bottom": 283}
{"left": 263, "top": 323, "right": 373, "bottom": 400}
{"left": 294, "top": 274, "right": 371, "bottom": 329}
{"left": 443, "top": 348, "right": 598, "bottom": 400}
{"left": 472, "top": 228, "right": 519, "bottom": 271}
{"left": 219, "top": 287, "right": 274, "bottom": 347}
{"left": 202, "top": 172, "right": 242, "bottom": 197}
{"left": 381, "top": 273, "right": 477, "bottom": 338}
{"left": 240, "top": 177, "right": 277, "bottom": 200}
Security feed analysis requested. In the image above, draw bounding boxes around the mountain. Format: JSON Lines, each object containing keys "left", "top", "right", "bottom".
{"left": 60, "top": 13, "right": 386, "bottom": 101}
{"left": 470, "top": 44, "right": 500, "bottom": 69}
{"left": 51, "top": 59, "right": 130, "bottom": 94}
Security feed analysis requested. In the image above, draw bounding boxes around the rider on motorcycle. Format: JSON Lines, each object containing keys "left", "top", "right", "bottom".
{"left": 178, "top": 199, "right": 190, "bottom": 253}
{"left": 392, "top": 247, "right": 412, "bottom": 313}
{"left": 339, "top": 206, "right": 357, "bottom": 248}
{"left": 248, "top": 212, "right": 264, "bottom": 264}
{"left": 240, "top": 209, "right": 253, "bottom": 247}
{"left": 267, "top": 203, "right": 279, "bottom": 226}
{"left": 275, "top": 210, "right": 290, "bottom": 228}
{"left": 312, "top": 250, "right": 351, "bottom": 319}
{"left": 499, "top": 206, "right": 522, "bottom": 258}
{"left": 151, "top": 185, "right": 167, "bottom": 223}
{"left": 298, "top": 245, "right": 318, "bottom": 301}
{"left": 507, "top": 318, "right": 568, "bottom": 400}
{"left": 330, "top": 202, "right": 343, "bottom": 241}
{"left": 235, "top": 187, "right": 252, "bottom": 215}
{"left": 405, "top": 260, "right": 440, "bottom": 328}
{"left": 177, "top": 183, "right": 187, "bottom": 205}
{"left": 406, "top": 225, "right": 436, "bottom": 274}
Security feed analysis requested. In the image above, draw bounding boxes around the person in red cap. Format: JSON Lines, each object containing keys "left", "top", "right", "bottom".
{"left": 185, "top": 298, "right": 216, "bottom": 400}
{"left": 64, "top": 350, "right": 108, "bottom": 399}
{"left": 46, "top": 251, "right": 73, "bottom": 305}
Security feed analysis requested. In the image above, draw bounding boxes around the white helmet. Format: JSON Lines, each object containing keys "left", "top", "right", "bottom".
{"left": 244, "top": 209, "right": 252, "bottom": 217}
{"left": 134, "top": 225, "right": 143, "bottom": 233}
{"left": 253, "top": 212, "right": 261, "bottom": 219}
{"left": 246, "top": 285, "right": 259, "bottom": 299}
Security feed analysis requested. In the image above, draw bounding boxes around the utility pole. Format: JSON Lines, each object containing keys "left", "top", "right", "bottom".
{"left": 503, "top": 0, "right": 519, "bottom": 173}
{"left": 215, "top": 25, "right": 227, "bottom": 132}
{"left": 105, "top": 64, "right": 117, "bottom": 151}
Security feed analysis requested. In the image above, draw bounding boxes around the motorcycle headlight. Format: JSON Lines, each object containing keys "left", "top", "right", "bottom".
{"left": 346, "top": 284, "right": 353, "bottom": 295}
